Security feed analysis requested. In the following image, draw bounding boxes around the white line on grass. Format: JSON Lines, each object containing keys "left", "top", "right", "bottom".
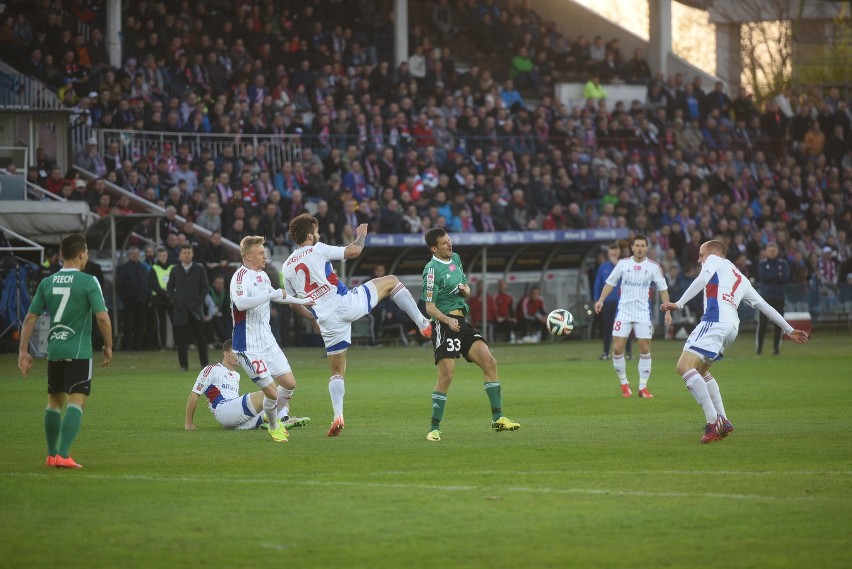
{"left": 372, "top": 469, "right": 852, "bottom": 477}
{"left": 0, "top": 472, "right": 818, "bottom": 502}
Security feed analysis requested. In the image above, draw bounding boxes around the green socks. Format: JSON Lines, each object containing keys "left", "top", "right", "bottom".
{"left": 431, "top": 391, "right": 447, "bottom": 430}
{"left": 44, "top": 407, "right": 61, "bottom": 456}
{"left": 57, "top": 404, "right": 83, "bottom": 459}
{"left": 484, "top": 382, "right": 502, "bottom": 421}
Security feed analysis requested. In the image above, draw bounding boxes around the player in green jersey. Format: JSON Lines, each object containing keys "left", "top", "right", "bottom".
{"left": 421, "top": 227, "right": 520, "bottom": 442}
{"left": 18, "top": 233, "right": 113, "bottom": 468}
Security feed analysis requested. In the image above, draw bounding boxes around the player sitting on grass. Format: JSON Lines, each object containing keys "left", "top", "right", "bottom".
{"left": 661, "top": 240, "right": 809, "bottom": 444}
{"left": 185, "top": 340, "right": 308, "bottom": 432}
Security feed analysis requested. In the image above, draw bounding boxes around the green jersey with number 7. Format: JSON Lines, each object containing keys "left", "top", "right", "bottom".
{"left": 28, "top": 269, "right": 107, "bottom": 360}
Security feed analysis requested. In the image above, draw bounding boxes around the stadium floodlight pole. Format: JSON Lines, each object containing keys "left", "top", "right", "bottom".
{"left": 106, "top": 0, "right": 122, "bottom": 68}
{"left": 393, "top": 0, "right": 409, "bottom": 66}
{"left": 648, "top": 0, "right": 673, "bottom": 78}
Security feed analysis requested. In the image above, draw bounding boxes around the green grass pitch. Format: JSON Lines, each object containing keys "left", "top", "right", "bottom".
{"left": 1, "top": 333, "right": 850, "bottom": 568}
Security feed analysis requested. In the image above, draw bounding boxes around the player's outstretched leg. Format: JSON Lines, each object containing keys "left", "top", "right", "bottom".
{"left": 388, "top": 280, "right": 431, "bottom": 337}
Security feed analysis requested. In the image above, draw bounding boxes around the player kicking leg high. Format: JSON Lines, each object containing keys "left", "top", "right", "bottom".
{"left": 282, "top": 214, "right": 432, "bottom": 437}
{"left": 661, "top": 240, "right": 808, "bottom": 443}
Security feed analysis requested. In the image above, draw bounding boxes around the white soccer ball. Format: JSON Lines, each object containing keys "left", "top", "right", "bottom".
{"left": 547, "top": 309, "right": 574, "bottom": 336}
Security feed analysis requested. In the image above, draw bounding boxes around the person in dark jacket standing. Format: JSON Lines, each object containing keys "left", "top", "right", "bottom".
{"left": 116, "top": 246, "right": 150, "bottom": 351}
{"left": 168, "top": 244, "right": 209, "bottom": 371}
{"left": 756, "top": 242, "right": 790, "bottom": 355}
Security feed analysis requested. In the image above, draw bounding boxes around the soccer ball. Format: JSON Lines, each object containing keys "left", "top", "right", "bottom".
{"left": 547, "top": 309, "right": 574, "bottom": 336}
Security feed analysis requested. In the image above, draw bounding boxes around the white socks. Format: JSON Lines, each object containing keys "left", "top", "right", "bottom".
{"left": 263, "top": 396, "right": 279, "bottom": 429}
{"left": 329, "top": 375, "right": 345, "bottom": 419}
{"left": 703, "top": 372, "right": 727, "bottom": 419}
{"left": 612, "top": 354, "right": 628, "bottom": 384}
{"left": 682, "top": 369, "right": 717, "bottom": 423}
{"left": 638, "top": 353, "right": 652, "bottom": 388}
{"left": 391, "top": 283, "right": 429, "bottom": 329}
{"left": 276, "top": 386, "right": 293, "bottom": 417}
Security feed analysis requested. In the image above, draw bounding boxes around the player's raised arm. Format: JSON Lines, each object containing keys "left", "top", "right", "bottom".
{"left": 343, "top": 223, "right": 368, "bottom": 259}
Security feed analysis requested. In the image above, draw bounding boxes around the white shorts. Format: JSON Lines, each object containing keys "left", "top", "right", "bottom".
{"left": 235, "top": 345, "right": 291, "bottom": 389}
{"left": 213, "top": 395, "right": 264, "bottom": 430}
{"left": 682, "top": 320, "right": 738, "bottom": 363}
{"left": 612, "top": 319, "right": 653, "bottom": 339}
{"left": 319, "top": 282, "right": 378, "bottom": 355}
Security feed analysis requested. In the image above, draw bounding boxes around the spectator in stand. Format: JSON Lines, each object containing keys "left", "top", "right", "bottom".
{"left": 583, "top": 73, "right": 607, "bottom": 101}
{"left": 624, "top": 48, "right": 652, "bottom": 84}
{"left": 509, "top": 46, "right": 537, "bottom": 92}
{"left": 172, "top": 157, "right": 199, "bottom": 198}
{"left": 467, "top": 280, "right": 497, "bottom": 341}
{"left": 200, "top": 230, "right": 231, "bottom": 276}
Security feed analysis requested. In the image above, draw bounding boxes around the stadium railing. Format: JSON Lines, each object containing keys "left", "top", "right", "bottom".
{"left": 0, "top": 61, "right": 64, "bottom": 111}
{"left": 96, "top": 129, "right": 302, "bottom": 175}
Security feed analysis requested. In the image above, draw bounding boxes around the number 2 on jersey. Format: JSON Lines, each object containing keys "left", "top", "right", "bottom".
{"left": 294, "top": 263, "right": 319, "bottom": 294}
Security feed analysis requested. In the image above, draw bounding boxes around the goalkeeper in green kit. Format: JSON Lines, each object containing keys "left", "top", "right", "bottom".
{"left": 421, "top": 227, "right": 520, "bottom": 442}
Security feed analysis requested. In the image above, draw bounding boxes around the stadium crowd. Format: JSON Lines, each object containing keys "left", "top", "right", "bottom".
{"left": 2, "top": 0, "right": 850, "bottom": 347}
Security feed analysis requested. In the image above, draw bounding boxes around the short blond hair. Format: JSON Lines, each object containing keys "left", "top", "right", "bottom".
{"left": 704, "top": 239, "right": 727, "bottom": 257}
{"left": 240, "top": 235, "right": 266, "bottom": 258}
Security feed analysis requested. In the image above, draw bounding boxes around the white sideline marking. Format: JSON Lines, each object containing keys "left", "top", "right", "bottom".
{"left": 0, "top": 472, "right": 819, "bottom": 502}
{"left": 373, "top": 469, "right": 852, "bottom": 477}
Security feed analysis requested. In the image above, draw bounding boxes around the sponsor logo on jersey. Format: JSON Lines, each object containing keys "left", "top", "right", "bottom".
{"left": 256, "top": 276, "right": 263, "bottom": 283}
{"left": 425, "top": 268, "right": 434, "bottom": 302}
{"left": 307, "top": 283, "right": 332, "bottom": 300}
{"left": 449, "top": 264, "right": 456, "bottom": 271}
{"left": 722, "top": 293, "right": 735, "bottom": 304}
{"left": 634, "top": 265, "right": 641, "bottom": 270}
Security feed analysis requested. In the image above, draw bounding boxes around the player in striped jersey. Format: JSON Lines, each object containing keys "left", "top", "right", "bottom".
{"left": 230, "top": 236, "right": 315, "bottom": 442}
{"left": 594, "top": 235, "right": 672, "bottom": 398}
{"left": 184, "top": 340, "right": 293, "bottom": 431}
{"left": 661, "top": 240, "right": 809, "bottom": 443}
{"left": 282, "top": 214, "right": 432, "bottom": 437}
